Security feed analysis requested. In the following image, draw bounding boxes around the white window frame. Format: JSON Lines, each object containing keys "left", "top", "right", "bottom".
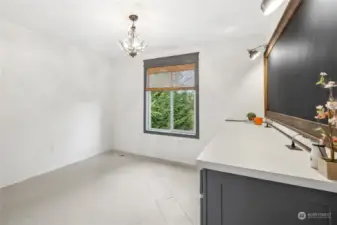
{"left": 146, "top": 90, "right": 197, "bottom": 136}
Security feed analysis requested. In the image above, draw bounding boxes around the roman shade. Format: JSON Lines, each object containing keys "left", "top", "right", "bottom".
{"left": 146, "top": 64, "right": 196, "bottom": 91}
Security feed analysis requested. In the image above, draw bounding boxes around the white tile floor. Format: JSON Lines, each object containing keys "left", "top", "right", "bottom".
{"left": 0, "top": 152, "right": 199, "bottom": 225}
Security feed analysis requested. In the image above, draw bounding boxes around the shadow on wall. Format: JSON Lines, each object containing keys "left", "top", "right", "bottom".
{"left": 63, "top": 102, "right": 102, "bottom": 159}
{"left": 227, "top": 60, "right": 264, "bottom": 119}
{"left": 0, "top": 102, "right": 103, "bottom": 188}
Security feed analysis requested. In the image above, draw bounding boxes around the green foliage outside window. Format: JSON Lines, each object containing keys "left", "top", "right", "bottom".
{"left": 174, "top": 91, "right": 194, "bottom": 130}
{"left": 151, "top": 91, "right": 195, "bottom": 131}
{"left": 151, "top": 91, "right": 170, "bottom": 129}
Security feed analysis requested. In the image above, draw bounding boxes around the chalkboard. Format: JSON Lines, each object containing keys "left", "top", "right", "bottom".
{"left": 268, "top": 0, "right": 337, "bottom": 122}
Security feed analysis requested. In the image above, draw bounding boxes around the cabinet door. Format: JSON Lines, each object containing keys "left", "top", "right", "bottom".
{"left": 200, "top": 169, "right": 224, "bottom": 225}
{"left": 201, "top": 169, "right": 337, "bottom": 225}
{"left": 200, "top": 169, "right": 206, "bottom": 225}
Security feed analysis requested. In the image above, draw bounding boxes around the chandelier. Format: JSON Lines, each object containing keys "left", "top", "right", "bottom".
{"left": 119, "top": 15, "right": 147, "bottom": 57}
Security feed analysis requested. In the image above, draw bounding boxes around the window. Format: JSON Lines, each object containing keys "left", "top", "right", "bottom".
{"left": 144, "top": 53, "right": 199, "bottom": 138}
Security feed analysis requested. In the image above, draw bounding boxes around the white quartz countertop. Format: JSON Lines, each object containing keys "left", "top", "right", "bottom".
{"left": 197, "top": 122, "right": 337, "bottom": 193}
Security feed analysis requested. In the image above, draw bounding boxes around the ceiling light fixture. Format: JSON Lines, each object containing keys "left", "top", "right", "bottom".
{"left": 119, "top": 15, "right": 147, "bottom": 57}
{"left": 247, "top": 44, "right": 267, "bottom": 60}
{"left": 261, "top": 0, "right": 285, "bottom": 16}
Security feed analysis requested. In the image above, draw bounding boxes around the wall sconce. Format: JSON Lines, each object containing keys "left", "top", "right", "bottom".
{"left": 261, "top": 0, "right": 285, "bottom": 16}
{"left": 247, "top": 44, "right": 267, "bottom": 60}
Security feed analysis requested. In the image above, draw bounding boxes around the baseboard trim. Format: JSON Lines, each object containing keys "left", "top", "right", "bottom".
{"left": 110, "top": 149, "right": 197, "bottom": 170}
{"left": 1, "top": 149, "right": 197, "bottom": 190}
{"left": 1, "top": 149, "right": 111, "bottom": 189}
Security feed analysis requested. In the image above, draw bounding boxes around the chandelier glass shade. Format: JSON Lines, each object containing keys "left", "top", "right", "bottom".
{"left": 119, "top": 15, "right": 147, "bottom": 57}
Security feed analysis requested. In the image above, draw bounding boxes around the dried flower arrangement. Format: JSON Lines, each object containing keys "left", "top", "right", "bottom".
{"left": 315, "top": 72, "right": 337, "bottom": 162}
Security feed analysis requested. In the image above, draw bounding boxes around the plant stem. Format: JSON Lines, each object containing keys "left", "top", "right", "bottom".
{"left": 331, "top": 132, "right": 335, "bottom": 161}
{"left": 328, "top": 109, "right": 335, "bottom": 161}
{"left": 330, "top": 128, "right": 335, "bottom": 161}
{"left": 328, "top": 87, "right": 336, "bottom": 161}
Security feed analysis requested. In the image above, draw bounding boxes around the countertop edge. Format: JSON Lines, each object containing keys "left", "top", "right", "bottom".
{"left": 197, "top": 160, "right": 337, "bottom": 194}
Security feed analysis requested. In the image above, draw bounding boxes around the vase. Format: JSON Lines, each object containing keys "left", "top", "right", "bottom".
{"left": 310, "top": 143, "right": 324, "bottom": 169}
{"left": 317, "top": 157, "right": 337, "bottom": 180}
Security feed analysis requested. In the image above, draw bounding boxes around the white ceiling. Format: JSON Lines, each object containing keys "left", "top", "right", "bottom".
{"left": 0, "top": 0, "right": 287, "bottom": 58}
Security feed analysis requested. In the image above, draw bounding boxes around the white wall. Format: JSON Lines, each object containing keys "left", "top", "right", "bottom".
{"left": 0, "top": 19, "right": 115, "bottom": 188}
{"left": 0, "top": 12, "right": 277, "bottom": 186}
{"left": 229, "top": 60, "right": 264, "bottom": 118}
{"left": 108, "top": 40, "right": 265, "bottom": 165}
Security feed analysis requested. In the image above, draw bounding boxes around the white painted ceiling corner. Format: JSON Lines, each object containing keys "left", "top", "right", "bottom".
{"left": 0, "top": 0, "right": 288, "bottom": 59}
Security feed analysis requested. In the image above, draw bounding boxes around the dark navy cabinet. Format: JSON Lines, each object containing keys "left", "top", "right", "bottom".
{"left": 200, "top": 169, "right": 337, "bottom": 225}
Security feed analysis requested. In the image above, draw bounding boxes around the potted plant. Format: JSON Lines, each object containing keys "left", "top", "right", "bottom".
{"left": 315, "top": 72, "right": 337, "bottom": 180}
{"left": 247, "top": 112, "right": 256, "bottom": 121}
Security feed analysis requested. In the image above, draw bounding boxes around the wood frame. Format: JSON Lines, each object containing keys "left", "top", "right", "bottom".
{"left": 146, "top": 87, "right": 196, "bottom": 92}
{"left": 146, "top": 63, "right": 195, "bottom": 75}
{"left": 263, "top": 0, "right": 324, "bottom": 141}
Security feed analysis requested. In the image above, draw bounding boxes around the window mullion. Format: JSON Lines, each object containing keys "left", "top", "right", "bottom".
{"left": 170, "top": 91, "right": 174, "bottom": 131}
{"left": 148, "top": 91, "right": 152, "bottom": 129}
{"left": 193, "top": 91, "right": 196, "bottom": 133}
